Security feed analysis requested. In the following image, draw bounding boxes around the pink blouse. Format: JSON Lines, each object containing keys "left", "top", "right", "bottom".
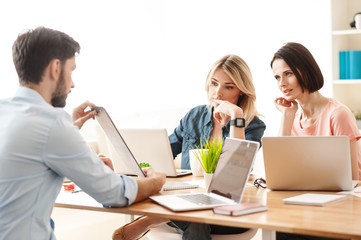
{"left": 292, "top": 98, "right": 361, "bottom": 180}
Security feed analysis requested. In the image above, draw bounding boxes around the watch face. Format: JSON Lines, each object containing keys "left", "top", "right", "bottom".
{"left": 236, "top": 118, "right": 245, "bottom": 127}
{"left": 231, "top": 118, "right": 245, "bottom": 127}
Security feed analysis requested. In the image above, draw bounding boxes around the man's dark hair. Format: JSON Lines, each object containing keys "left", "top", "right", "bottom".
{"left": 12, "top": 27, "right": 80, "bottom": 85}
{"left": 270, "top": 42, "right": 323, "bottom": 93}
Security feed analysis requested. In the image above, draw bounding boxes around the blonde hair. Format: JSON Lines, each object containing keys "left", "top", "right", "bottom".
{"left": 205, "top": 54, "right": 259, "bottom": 126}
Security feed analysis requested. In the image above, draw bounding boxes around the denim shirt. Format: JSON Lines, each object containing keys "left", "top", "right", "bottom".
{"left": 169, "top": 105, "right": 266, "bottom": 169}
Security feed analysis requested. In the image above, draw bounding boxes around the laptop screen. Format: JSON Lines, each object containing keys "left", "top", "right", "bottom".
{"left": 262, "top": 136, "right": 353, "bottom": 191}
{"left": 208, "top": 138, "right": 259, "bottom": 202}
{"left": 92, "top": 106, "right": 145, "bottom": 177}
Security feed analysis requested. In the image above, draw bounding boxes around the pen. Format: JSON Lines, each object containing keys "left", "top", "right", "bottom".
{"left": 71, "top": 189, "right": 83, "bottom": 194}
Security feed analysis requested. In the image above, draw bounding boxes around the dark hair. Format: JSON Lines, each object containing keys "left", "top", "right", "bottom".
{"left": 12, "top": 27, "right": 80, "bottom": 85}
{"left": 270, "top": 42, "right": 323, "bottom": 93}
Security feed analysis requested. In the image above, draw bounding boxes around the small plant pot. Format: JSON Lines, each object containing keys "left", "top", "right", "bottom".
{"left": 203, "top": 172, "right": 213, "bottom": 191}
{"left": 189, "top": 149, "right": 207, "bottom": 176}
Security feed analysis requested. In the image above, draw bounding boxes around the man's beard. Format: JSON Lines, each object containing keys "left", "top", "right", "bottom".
{"left": 51, "top": 70, "right": 68, "bottom": 107}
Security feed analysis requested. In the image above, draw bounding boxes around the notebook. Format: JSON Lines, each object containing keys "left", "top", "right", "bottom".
{"left": 150, "top": 138, "right": 260, "bottom": 211}
{"left": 283, "top": 193, "right": 348, "bottom": 206}
{"left": 92, "top": 107, "right": 145, "bottom": 177}
{"left": 118, "top": 128, "right": 191, "bottom": 177}
{"left": 162, "top": 181, "right": 199, "bottom": 191}
{"left": 262, "top": 136, "right": 358, "bottom": 191}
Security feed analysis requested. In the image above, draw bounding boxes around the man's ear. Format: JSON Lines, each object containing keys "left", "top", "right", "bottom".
{"left": 48, "top": 59, "right": 61, "bottom": 82}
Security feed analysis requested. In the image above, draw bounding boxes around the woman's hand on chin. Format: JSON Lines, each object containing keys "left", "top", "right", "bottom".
{"left": 274, "top": 97, "right": 298, "bottom": 116}
{"left": 212, "top": 99, "right": 243, "bottom": 127}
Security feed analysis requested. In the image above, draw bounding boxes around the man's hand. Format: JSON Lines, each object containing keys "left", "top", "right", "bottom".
{"left": 143, "top": 168, "right": 166, "bottom": 184}
{"left": 134, "top": 167, "right": 166, "bottom": 203}
{"left": 143, "top": 168, "right": 167, "bottom": 191}
{"left": 98, "top": 154, "right": 114, "bottom": 171}
{"left": 72, "top": 101, "right": 97, "bottom": 129}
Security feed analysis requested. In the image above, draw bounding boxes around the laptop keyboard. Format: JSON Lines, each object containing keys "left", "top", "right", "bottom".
{"left": 162, "top": 181, "right": 199, "bottom": 191}
{"left": 176, "top": 169, "right": 192, "bottom": 175}
{"left": 177, "top": 194, "right": 228, "bottom": 205}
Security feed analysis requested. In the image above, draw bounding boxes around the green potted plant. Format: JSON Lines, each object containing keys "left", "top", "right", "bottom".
{"left": 194, "top": 138, "right": 223, "bottom": 173}
{"left": 193, "top": 138, "right": 223, "bottom": 190}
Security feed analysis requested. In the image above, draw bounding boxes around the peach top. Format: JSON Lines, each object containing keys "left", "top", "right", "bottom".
{"left": 292, "top": 98, "right": 361, "bottom": 179}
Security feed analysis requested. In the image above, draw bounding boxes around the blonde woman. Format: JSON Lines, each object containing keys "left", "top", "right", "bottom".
{"left": 169, "top": 54, "right": 266, "bottom": 170}
{"left": 112, "top": 54, "right": 266, "bottom": 240}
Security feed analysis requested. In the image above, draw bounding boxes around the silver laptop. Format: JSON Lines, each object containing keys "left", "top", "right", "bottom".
{"left": 262, "top": 136, "right": 357, "bottom": 191}
{"left": 118, "top": 128, "right": 191, "bottom": 177}
{"left": 150, "top": 138, "right": 260, "bottom": 211}
{"left": 92, "top": 106, "right": 145, "bottom": 177}
{"left": 93, "top": 107, "right": 197, "bottom": 190}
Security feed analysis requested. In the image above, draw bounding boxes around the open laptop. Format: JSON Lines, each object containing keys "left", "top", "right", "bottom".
{"left": 93, "top": 107, "right": 198, "bottom": 190}
{"left": 118, "top": 128, "right": 191, "bottom": 177}
{"left": 262, "top": 136, "right": 358, "bottom": 191}
{"left": 150, "top": 138, "right": 260, "bottom": 211}
{"left": 92, "top": 106, "right": 145, "bottom": 177}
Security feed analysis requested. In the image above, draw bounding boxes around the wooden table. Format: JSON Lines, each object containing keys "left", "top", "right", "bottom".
{"left": 55, "top": 176, "right": 361, "bottom": 240}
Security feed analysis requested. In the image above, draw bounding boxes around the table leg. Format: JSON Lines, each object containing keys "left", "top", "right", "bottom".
{"left": 124, "top": 214, "right": 135, "bottom": 223}
{"left": 262, "top": 229, "right": 276, "bottom": 240}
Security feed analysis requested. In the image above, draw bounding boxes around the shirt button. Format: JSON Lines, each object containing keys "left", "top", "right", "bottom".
{"left": 186, "top": 137, "right": 189, "bottom": 140}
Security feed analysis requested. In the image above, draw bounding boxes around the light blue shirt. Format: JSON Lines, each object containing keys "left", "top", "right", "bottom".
{"left": 0, "top": 87, "right": 138, "bottom": 240}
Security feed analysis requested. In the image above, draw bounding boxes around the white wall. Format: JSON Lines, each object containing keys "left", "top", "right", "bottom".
{"left": 0, "top": 0, "right": 332, "bottom": 136}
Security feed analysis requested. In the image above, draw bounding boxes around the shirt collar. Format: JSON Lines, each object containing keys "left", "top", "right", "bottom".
{"left": 15, "top": 86, "right": 51, "bottom": 107}
{"left": 205, "top": 105, "right": 213, "bottom": 125}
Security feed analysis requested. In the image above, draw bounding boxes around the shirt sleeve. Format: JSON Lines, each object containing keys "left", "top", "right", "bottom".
{"left": 245, "top": 116, "right": 266, "bottom": 147}
{"left": 43, "top": 113, "right": 138, "bottom": 207}
{"left": 169, "top": 119, "right": 184, "bottom": 159}
{"left": 330, "top": 106, "right": 361, "bottom": 141}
